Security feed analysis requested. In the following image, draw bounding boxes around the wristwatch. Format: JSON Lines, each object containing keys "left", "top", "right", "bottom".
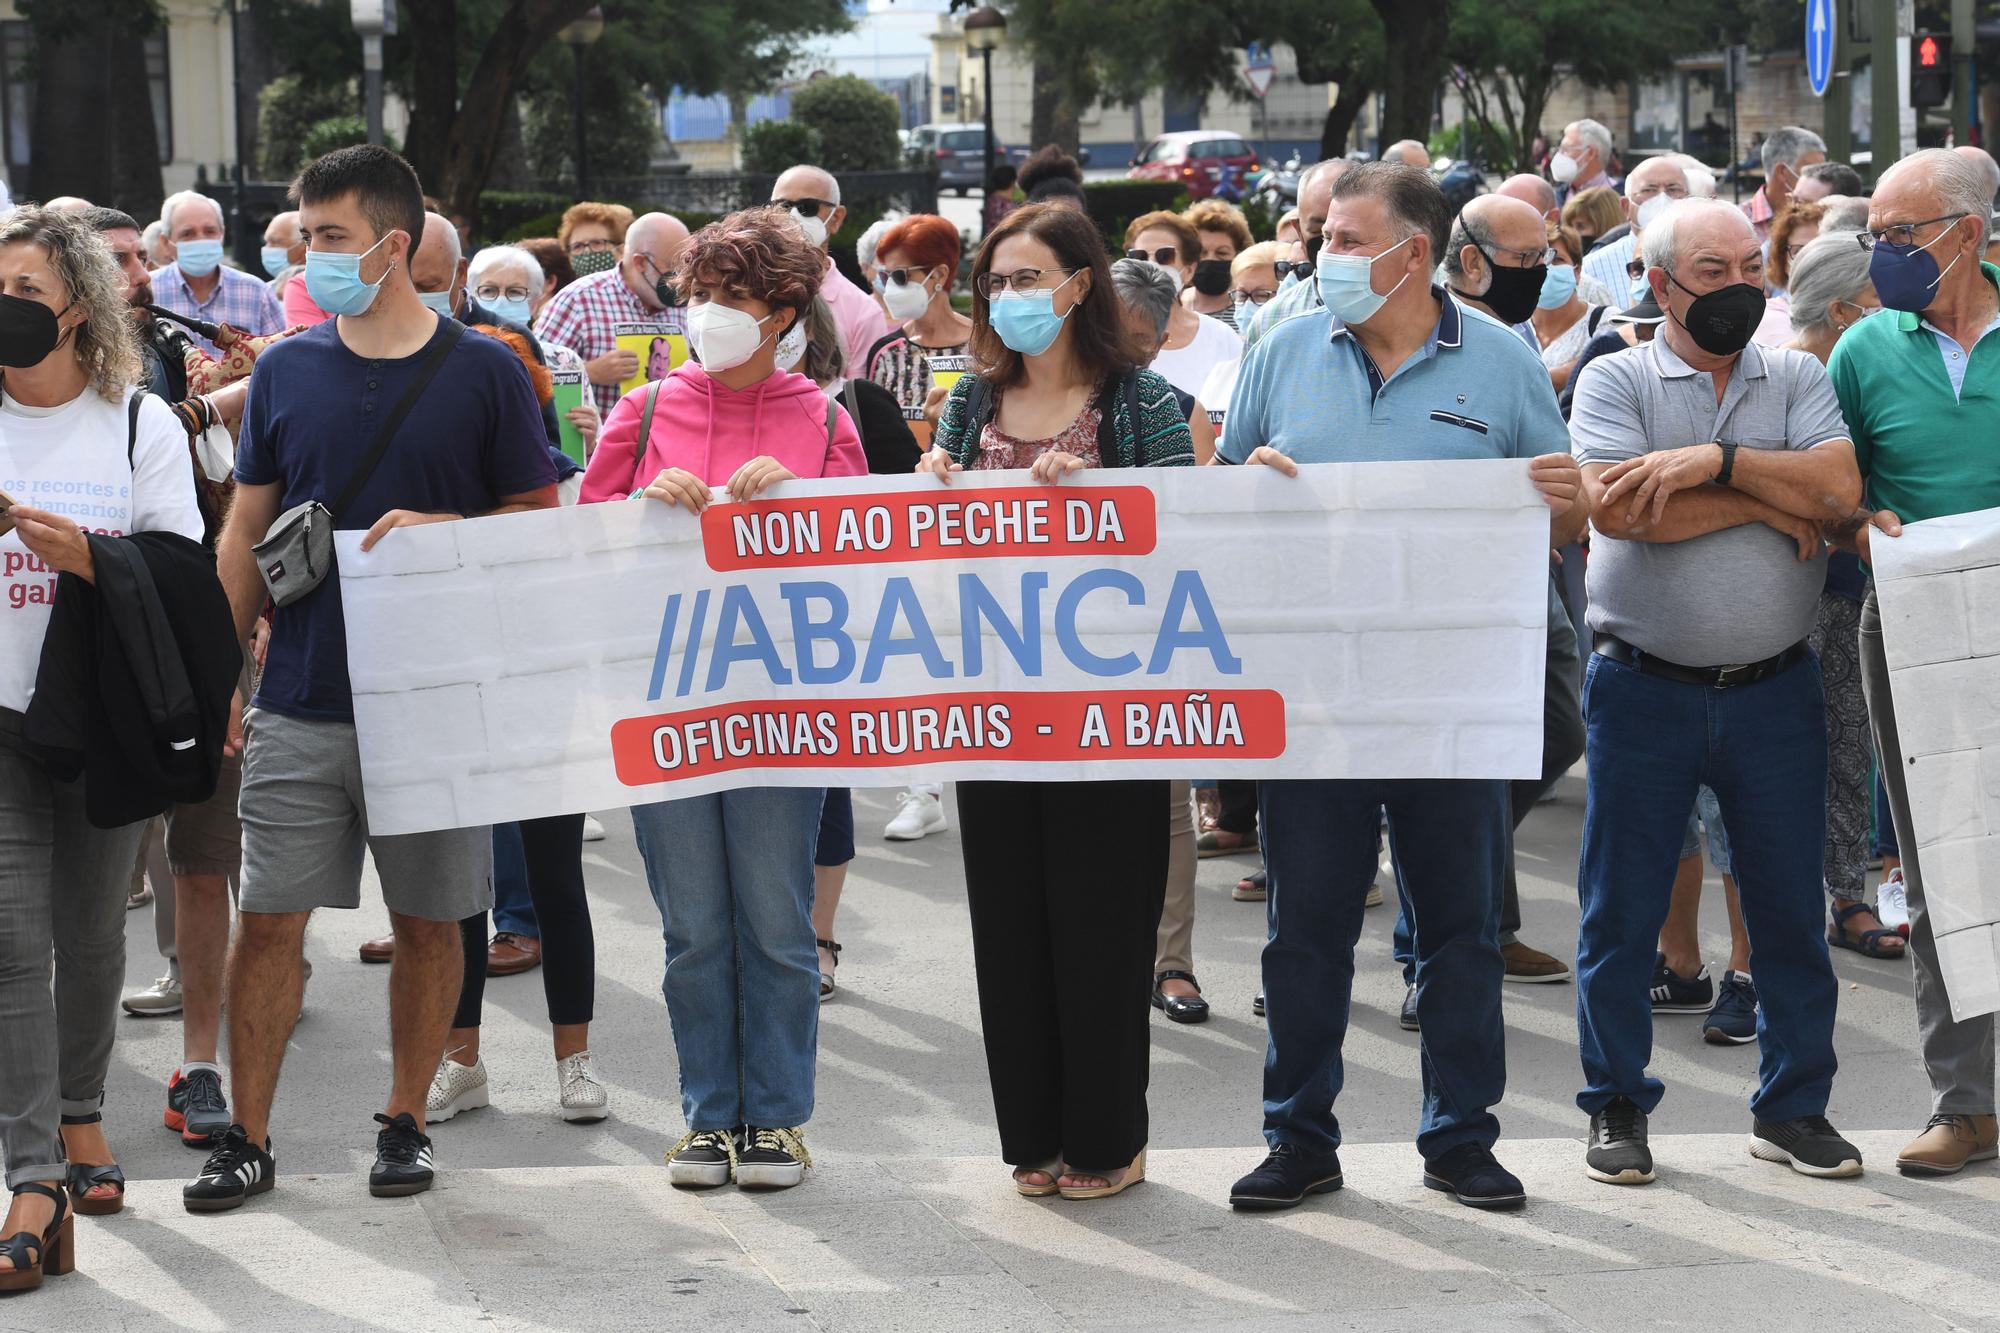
{"left": 1713, "top": 440, "right": 1738, "bottom": 487}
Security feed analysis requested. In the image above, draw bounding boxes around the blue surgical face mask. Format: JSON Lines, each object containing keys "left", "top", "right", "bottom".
{"left": 1869, "top": 217, "right": 1970, "bottom": 314}
{"left": 987, "top": 271, "right": 1082, "bottom": 357}
{"left": 485, "top": 294, "right": 532, "bottom": 325}
{"left": 1537, "top": 263, "right": 1578, "bottom": 310}
{"left": 176, "top": 238, "right": 225, "bottom": 278}
{"left": 1278, "top": 268, "right": 1300, "bottom": 291}
{"left": 417, "top": 289, "right": 457, "bottom": 318}
{"left": 1233, "top": 299, "right": 1254, "bottom": 328}
{"left": 1316, "top": 235, "right": 1414, "bottom": 325}
{"left": 304, "top": 232, "right": 396, "bottom": 318}
{"left": 260, "top": 246, "right": 292, "bottom": 279}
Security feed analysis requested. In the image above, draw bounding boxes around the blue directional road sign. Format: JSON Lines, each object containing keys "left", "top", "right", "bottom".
{"left": 1806, "top": 0, "right": 1836, "bottom": 98}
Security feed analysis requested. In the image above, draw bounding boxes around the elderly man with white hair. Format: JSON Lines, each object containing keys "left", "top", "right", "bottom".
{"left": 769, "top": 164, "right": 888, "bottom": 377}
{"left": 1552, "top": 118, "right": 1617, "bottom": 200}
{"left": 1383, "top": 139, "right": 1431, "bottom": 170}
{"left": 1744, "top": 126, "right": 1827, "bottom": 243}
{"left": 1578, "top": 155, "right": 1695, "bottom": 314}
{"left": 1240, "top": 158, "right": 1353, "bottom": 346}
{"left": 1569, "top": 197, "right": 1867, "bottom": 1187}
{"left": 1828, "top": 147, "right": 2000, "bottom": 1179}
{"left": 534, "top": 209, "right": 691, "bottom": 417}
{"left": 150, "top": 188, "right": 284, "bottom": 356}
{"left": 1497, "top": 173, "right": 1560, "bottom": 222}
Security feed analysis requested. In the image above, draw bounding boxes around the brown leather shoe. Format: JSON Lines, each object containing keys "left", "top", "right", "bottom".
{"left": 1501, "top": 940, "right": 1573, "bottom": 983}
{"left": 1896, "top": 1113, "right": 1999, "bottom": 1176}
{"left": 357, "top": 933, "right": 395, "bottom": 964}
{"left": 487, "top": 931, "right": 542, "bottom": 976}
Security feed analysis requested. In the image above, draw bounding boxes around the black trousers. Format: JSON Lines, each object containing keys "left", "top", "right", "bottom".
{"left": 454, "top": 814, "right": 595, "bottom": 1029}
{"left": 1216, "top": 780, "right": 1259, "bottom": 835}
{"left": 958, "top": 779, "right": 1168, "bottom": 1173}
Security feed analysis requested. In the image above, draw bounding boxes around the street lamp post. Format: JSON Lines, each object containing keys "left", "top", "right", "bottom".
{"left": 560, "top": 7, "right": 606, "bottom": 200}
{"left": 350, "top": 0, "right": 395, "bottom": 148}
{"left": 963, "top": 6, "right": 1007, "bottom": 220}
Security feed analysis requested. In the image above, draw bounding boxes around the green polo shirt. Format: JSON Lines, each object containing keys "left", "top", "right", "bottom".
{"left": 1827, "top": 261, "right": 2000, "bottom": 526}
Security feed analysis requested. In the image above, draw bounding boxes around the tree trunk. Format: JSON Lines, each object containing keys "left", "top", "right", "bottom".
{"left": 1371, "top": 0, "right": 1450, "bottom": 147}
{"left": 27, "top": 7, "right": 163, "bottom": 217}
{"left": 401, "top": 0, "right": 461, "bottom": 192}
{"left": 1319, "top": 92, "right": 1367, "bottom": 160}
{"left": 1031, "top": 62, "right": 1061, "bottom": 150}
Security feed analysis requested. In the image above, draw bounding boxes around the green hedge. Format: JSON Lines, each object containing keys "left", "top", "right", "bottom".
{"left": 1081, "top": 180, "right": 1190, "bottom": 250}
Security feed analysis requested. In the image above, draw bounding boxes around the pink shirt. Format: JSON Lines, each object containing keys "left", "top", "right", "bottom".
{"left": 282, "top": 272, "right": 330, "bottom": 328}
{"left": 820, "top": 258, "right": 890, "bottom": 384}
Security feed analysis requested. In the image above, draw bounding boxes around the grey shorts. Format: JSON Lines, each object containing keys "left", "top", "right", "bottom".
{"left": 164, "top": 751, "right": 243, "bottom": 877}
{"left": 238, "top": 707, "right": 492, "bottom": 921}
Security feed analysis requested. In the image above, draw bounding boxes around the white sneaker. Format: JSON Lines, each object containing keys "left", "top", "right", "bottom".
{"left": 558, "top": 1051, "right": 608, "bottom": 1123}
{"left": 883, "top": 790, "right": 946, "bottom": 840}
{"left": 122, "top": 973, "right": 183, "bottom": 1016}
{"left": 426, "top": 1052, "right": 489, "bottom": 1123}
{"left": 581, "top": 814, "right": 607, "bottom": 842}
{"left": 1878, "top": 869, "right": 1910, "bottom": 937}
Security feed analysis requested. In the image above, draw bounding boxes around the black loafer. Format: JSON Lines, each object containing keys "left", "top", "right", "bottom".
{"left": 1151, "top": 970, "right": 1210, "bottom": 1024}
{"left": 1422, "top": 1143, "right": 1526, "bottom": 1211}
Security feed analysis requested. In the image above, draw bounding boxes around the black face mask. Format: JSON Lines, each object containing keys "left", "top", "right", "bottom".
{"left": 1665, "top": 272, "right": 1765, "bottom": 356}
{"left": 1304, "top": 233, "right": 1324, "bottom": 268}
{"left": 0, "top": 293, "right": 69, "bottom": 368}
{"left": 1190, "top": 259, "right": 1233, "bottom": 296}
{"left": 1456, "top": 259, "right": 1547, "bottom": 326}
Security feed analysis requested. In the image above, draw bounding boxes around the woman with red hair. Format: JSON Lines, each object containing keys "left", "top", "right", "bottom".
{"left": 579, "top": 209, "right": 864, "bottom": 1194}
{"left": 864, "top": 213, "right": 971, "bottom": 412}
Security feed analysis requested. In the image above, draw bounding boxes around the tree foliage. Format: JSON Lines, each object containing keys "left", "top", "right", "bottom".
{"left": 17, "top": 0, "right": 166, "bottom": 213}
{"left": 740, "top": 119, "right": 824, "bottom": 176}
{"left": 789, "top": 75, "right": 902, "bottom": 174}
{"left": 1446, "top": 0, "right": 1726, "bottom": 173}
{"left": 257, "top": 75, "right": 357, "bottom": 178}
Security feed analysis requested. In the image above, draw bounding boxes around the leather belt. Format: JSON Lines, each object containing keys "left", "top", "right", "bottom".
{"left": 1593, "top": 634, "right": 1808, "bottom": 690}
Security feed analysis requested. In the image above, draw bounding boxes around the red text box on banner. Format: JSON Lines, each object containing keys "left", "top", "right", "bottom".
{"left": 608, "top": 689, "right": 1284, "bottom": 786}
{"left": 699, "top": 486, "right": 1158, "bottom": 571}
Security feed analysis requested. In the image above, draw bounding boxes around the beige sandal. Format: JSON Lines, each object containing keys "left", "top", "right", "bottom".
{"left": 1012, "top": 1159, "right": 1064, "bottom": 1197}
{"left": 1058, "top": 1147, "right": 1146, "bottom": 1200}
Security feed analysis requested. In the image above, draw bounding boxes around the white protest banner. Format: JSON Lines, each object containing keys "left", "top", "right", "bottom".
{"left": 1873, "top": 504, "right": 2000, "bottom": 1020}
{"left": 335, "top": 463, "right": 1551, "bottom": 836}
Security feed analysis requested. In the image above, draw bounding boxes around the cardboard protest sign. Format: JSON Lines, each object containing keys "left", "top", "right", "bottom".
{"left": 614, "top": 322, "right": 687, "bottom": 397}
{"left": 551, "top": 369, "right": 588, "bottom": 465}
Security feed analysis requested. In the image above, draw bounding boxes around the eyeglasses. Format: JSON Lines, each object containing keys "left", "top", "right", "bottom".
{"left": 772, "top": 198, "right": 837, "bottom": 218}
{"left": 1857, "top": 213, "right": 1969, "bottom": 250}
{"left": 474, "top": 283, "right": 533, "bottom": 303}
{"left": 567, "top": 239, "right": 618, "bottom": 255}
{"left": 1273, "top": 259, "right": 1314, "bottom": 280}
{"left": 976, "top": 266, "right": 1075, "bottom": 298}
{"left": 1629, "top": 182, "right": 1691, "bottom": 202}
{"left": 1464, "top": 224, "right": 1552, "bottom": 269}
{"left": 1626, "top": 258, "right": 1648, "bottom": 280}
{"left": 1126, "top": 246, "right": 1180, "bottom": 266}
{"left": 872, "top": 266, "right": 933, "bottom": 289}
{"left": 1231, "top": 287, "right": 1278, "bottom": 305}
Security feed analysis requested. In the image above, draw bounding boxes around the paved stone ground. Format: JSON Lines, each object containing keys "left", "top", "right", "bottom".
{"left": 17, "top": 777, "right": 1995, "bottom": 1332}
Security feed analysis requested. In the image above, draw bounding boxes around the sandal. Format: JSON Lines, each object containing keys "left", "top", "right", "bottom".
{"left": 1197, "top": 828, "right": 1258, "bottom": 858}
{"left": 1058, "top": 1147, "right": 1147, "bottom": 1200}
{"left": 0, "top": 1182, "right": 73, "bottom": 1293}
{"left": 1828, "top": 901, "right": 1906, "bottom": 960}
{"left": 1012, "top": 1158, "right": 1064, "bottom": 1198}
{"left": 817, "top": 938, "right": 841, "bottom": 1002}
{"left": 59, "top": 1111, "right": 125, "bottom": 1217}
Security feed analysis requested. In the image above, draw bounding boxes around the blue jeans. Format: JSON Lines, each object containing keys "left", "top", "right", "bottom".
{"left": 1575, "top": 652, "right": 1837, "bottom": 1122}
{"left": 630, "top": 786, "right": 824, "bottom": 1131}
{"left": 491, "top": 821, "right": 538, "bottom": 937}
{"left": 1260, "top": 777, "right": 1509, "bottom": 1159}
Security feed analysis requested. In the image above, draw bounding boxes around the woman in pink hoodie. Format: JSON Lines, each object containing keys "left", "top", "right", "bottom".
{"left": 580, "top": 210, "right": 863, "bottom": 1192}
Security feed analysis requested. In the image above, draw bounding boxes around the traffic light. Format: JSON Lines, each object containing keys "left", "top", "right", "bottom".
{"left": 1912, "top": 32, "right": 1952, "bottom": 110}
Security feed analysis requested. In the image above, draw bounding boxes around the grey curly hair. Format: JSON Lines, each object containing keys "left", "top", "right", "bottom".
{"left": 0, "top": 206, "right": 142, "bottom": 402}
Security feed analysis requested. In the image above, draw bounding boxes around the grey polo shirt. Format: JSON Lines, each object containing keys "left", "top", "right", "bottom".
{"left": 1569, "top": 337, "right": 1849, "bottom": 667}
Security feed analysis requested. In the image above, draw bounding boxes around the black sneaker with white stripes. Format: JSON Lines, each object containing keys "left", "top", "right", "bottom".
{"left": 369, "top": 1112, "right": 436, "bottom": 1197}
{"left": 183, "top": 1124, "right": 275, "bottom": 1213}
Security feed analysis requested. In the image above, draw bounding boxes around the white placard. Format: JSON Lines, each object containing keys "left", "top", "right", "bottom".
{"left": 1873, "top": 505, "right": 2000, "bottom": 1020}
{"left": 335, "top": 463, "right": 1551, "bottom": 836}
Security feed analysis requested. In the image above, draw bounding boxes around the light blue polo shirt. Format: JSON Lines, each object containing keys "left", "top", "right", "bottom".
{"left": 1219, "top": 287, "right": 1570, "bottom": 465}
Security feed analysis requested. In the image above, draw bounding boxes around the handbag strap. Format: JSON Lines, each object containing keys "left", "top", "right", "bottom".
{"left": 631, "top": 379, "right": 664, "bottom": 493}
{"left": 331, "top": 319, "right": 464, "bottom": 518}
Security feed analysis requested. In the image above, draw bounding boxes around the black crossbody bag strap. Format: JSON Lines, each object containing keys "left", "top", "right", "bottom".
{"left": 331, "top": 320, "right": 463, "bottom": 518}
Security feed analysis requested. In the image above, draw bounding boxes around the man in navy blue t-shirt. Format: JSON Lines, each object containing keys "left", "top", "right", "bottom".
{"left": 189, "top": 145, "right": 556, "bottom": 1215}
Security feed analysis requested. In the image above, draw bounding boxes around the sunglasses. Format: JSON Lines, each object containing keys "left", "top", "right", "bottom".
{"left": 772, "top": 198, "right": 837, "bottom": 218}
{"left": 1274, "top": 259, "right": 1314, "bottom": 280}
{"left": 872, "top": 266, "right": 934, "bottom": 288}
{"left": 1126, "top": 246, "right": 1180, "bottom": 266}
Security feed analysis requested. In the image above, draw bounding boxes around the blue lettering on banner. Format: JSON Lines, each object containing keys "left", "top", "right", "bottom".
{"left": 650, "top": 567, "right": 1243, "bottom": 695}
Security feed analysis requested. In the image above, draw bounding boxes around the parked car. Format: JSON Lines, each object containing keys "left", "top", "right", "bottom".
{"left": 1128, "top": 131, "right": 1260, "bottom": 201}
{"left": 906, "top": 124, "right": 1023, "bottom": 194}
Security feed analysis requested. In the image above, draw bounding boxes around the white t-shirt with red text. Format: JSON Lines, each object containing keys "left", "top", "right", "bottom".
{"left": 1, "top": 383, "right": 203, "bottom": 712}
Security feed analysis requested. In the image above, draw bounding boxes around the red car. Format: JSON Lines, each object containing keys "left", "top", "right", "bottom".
{"left": 1128, "top": 131, "right": 1259, "bottom": 201}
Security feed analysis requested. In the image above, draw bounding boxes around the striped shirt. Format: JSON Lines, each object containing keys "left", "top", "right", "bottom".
{"left": 532, "top": 269, "right": 684, "bottom": 417}
{"left": 150, "top": 264, "right": 286, "bottom": 358}
{"left": 1579, "top": 233, "right": 1639, "bottom": 314}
